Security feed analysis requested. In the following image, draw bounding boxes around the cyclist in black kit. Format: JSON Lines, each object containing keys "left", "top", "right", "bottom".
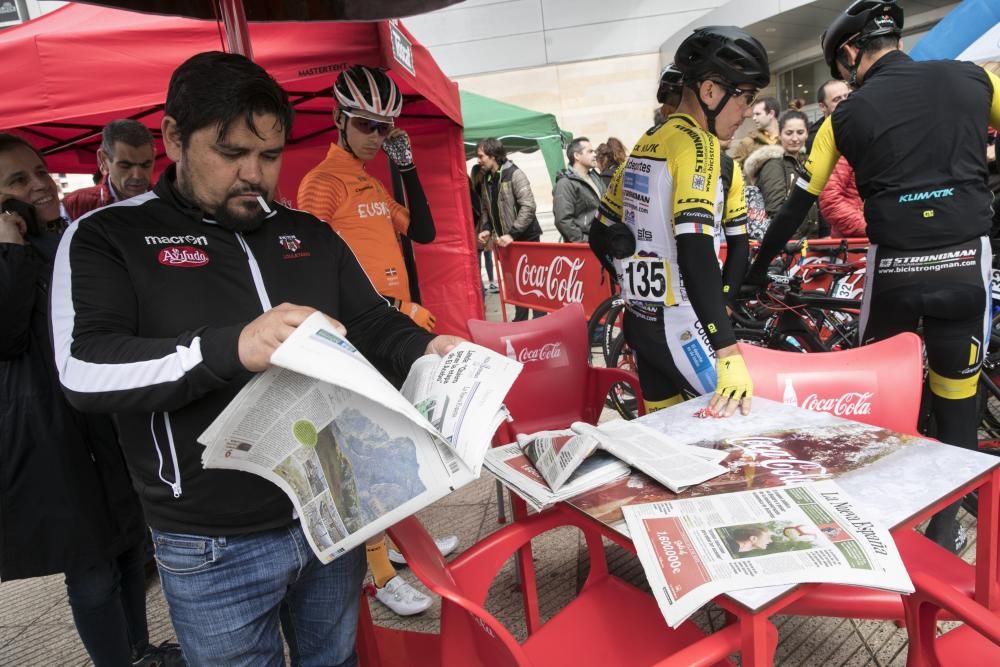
{"left": 746, "top": 0, "right": 1000, "bottom": 552}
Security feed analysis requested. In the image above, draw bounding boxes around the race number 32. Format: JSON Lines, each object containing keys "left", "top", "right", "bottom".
{"left": 623, "top": 257, "right": 668, "bottom": 302}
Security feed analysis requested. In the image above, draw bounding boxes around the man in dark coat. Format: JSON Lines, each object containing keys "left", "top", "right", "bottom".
{"left": 0, "top": 133, "right": 174, "bottom": 666}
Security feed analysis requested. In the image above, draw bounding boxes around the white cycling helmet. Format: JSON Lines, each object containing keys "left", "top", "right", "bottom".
{"left": 334, "top": 65, "right": 403, "bottom": 121}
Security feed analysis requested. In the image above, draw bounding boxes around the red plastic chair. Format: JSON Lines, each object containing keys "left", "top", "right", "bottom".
{"left": 903, "top": 570, "right": 1000, "bottom": 666}
{"left": 738, "top": 333, "right": 976, "bottom": 621}
{"left": 738, "top": 332, "right": 922, "bottom": 436}
{"left": 359, "top": 504, "right": 775, "bottom": 667}
{"left": 468, "top": 302, "right": 643, "bottom": 633}
{"left": 467, "top": 302, "right": 644, "bottom": 444}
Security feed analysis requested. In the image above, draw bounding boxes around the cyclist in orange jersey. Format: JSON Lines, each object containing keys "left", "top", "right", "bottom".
{"left": 298, "top": 64, "right": 457, "bottom": 618}
{"left": 299, "top": 65, "right": 436, "bottom": 332}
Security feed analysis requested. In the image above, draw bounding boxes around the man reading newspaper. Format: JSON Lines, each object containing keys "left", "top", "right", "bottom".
{"left": 50, "top": 51, "right": 463, "bottom": 666}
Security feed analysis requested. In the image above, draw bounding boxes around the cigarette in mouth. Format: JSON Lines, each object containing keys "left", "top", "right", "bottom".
{"left": 256, "top": 195, "right": 272, "bottom": 214}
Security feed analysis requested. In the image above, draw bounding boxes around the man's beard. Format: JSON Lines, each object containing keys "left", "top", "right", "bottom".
{"left": 213, "top": 196, "right": 267, "bottom": 234}
{"left": 177, "top": 163, "right": 267, "bottom": 234}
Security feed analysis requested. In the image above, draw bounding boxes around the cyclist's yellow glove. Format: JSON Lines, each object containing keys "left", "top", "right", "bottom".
{"left": 399, "top": 300, "right": 436, "bottom": 332}
{"left": 714, "top": 354, "right": 753, "bottom": 402}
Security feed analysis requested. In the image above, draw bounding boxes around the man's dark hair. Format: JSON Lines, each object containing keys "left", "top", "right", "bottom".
{"left": 165, "top": 51, "right": 293, "bottom": 147}
{"left": 837, "top": 35, "right": 901, "bottom": 72}
{"left": 0, "top": 133, "right": 44, "bottom": 163}
{"left": 101, "top": 119, "right": 154, "bottom": 157}
{"left": 566, "top": 137, "right": 590, "bottom": 166}
{"left": 816, "top": 79, "right": 841, "bottom": 106}
{"left": 754, "top": 96, "right": 780, "bottom": 118}
{"left": 859, "top": 34, "right": 901, "bottom": 57}
{"left": 476, "top": 137, "right": 507, "bottom": 163}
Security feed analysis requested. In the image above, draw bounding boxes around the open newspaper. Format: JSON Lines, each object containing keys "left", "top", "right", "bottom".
{"left": 513, "top": 420, "right": 728, "bottom": 493}
{"left": 568, "top": 396, "right": 919, "bottom": 536}
{"left": 483, "top": 443, "right": 630, "bottom": 511}
{"left": 624, "top": 480, "right": 913, "bottom": 628}
{"left": 198, "top": 312, "right": 521, "bottom": 563}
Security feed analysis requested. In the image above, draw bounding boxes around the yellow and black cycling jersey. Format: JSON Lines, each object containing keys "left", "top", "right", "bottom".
{"left": 596, "top": 113, "right": 748, "bottom": 308}
{"left": 795, "top": 50, "right": 1000, "bottom": 251}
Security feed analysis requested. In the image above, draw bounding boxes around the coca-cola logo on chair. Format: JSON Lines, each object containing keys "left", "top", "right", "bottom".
{"left": 800, "top": 392, "right": 874, "bottom": 417}
{"left": 515, "top": 254, "right": 585, "bottom": 303}
{"left": 505, "top": 338, "right": 563, "bottom": 365}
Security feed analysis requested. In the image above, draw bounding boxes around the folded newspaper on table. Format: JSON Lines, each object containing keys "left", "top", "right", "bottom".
{"left": 514, "top": 420, "right": 728, "bottom": 493}
{"left": 483, "top": 443, "right": 630, "bottom": 511}
{"left": 623, "top": 479, "right": 913, "bottom": 628}
{"left": 198, "top": 312, "right": 522, "bottom": 563}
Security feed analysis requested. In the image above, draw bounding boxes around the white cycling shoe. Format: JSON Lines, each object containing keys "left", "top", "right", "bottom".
{"left": 388, "top": 534, "right": 459, "bottom": 565}
{"left": 374, "top": 575, "right": 433, "bottom": 616}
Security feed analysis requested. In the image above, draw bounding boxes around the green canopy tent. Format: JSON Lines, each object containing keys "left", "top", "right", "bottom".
{"left": 460, "top": 90, "right": 572, "bottom": 184}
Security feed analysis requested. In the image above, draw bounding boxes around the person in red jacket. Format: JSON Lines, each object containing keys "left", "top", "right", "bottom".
{"left": 62, "top": 119, "right": 154, "bottom": 221}
{"left": 819, "top": 157, "right": 867, "bottom": 238}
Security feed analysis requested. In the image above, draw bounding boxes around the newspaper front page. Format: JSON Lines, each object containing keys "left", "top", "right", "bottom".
{"left": 623, "top": 480, "right": 913, "bottom": 628}
{"left": 198, "top": 312, "right": 521, "bottom": 563}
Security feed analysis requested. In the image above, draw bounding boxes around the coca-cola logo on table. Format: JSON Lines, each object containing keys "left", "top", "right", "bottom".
{"left": 515, "top": 254, "right": 585, "bottom": 303}
{"left": 800, "top": 392, "right": 874, "bottom": 417}
{"left": 158, "top": 246, "right": 209, "bottom": 267}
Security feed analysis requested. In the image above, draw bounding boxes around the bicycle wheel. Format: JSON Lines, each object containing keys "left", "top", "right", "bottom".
{"left": 980, "top": 369, "right": 1000, "bottom": 435}
{"left": 600, "top": 300, "right": 626, "bottom": 366}
{"left": 586, "top": 295, "right": 616, "bottom": 355}
{"left": 978, "top": 313, "right": 1000, "bottom": 433}
{"left": 606, "top": 330, "right": 640, "bottom": 420}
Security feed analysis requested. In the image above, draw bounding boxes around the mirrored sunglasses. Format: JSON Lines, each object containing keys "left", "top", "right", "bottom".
{"left": 343, "top": 111, "right": 394, "bottom": 136}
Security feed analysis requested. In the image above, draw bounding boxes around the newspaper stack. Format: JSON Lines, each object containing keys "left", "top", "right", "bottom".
{"left": 623, "top": 480, "right": 913, "bottom": 628}
{"left": 484, "top": 443, "right": 630, "bottom": 511}
{"left": 517, "top": 420, "right": 729, "bottom": 492}
{"left": 198, "top": 312, "right": 522, "bottom": 563}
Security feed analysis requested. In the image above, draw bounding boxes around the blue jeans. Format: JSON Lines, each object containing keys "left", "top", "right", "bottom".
{"left": 153, "top": 523, "right": 366, "bottom": 667}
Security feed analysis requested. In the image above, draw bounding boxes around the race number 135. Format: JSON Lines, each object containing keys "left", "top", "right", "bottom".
{"left": 623, "top": 257, "right": 668, "bottom": 302}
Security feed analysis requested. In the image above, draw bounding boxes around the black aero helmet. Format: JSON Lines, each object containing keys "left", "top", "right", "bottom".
{"left": 821, "top": 0, "right": 903, "bottom": 80}
{"left": 656, "top": 63, "right": 684, "bottom": 104}
{"left": 334, "top": 65, "right": 402, "bottom": 120}
{"left": 674, "top": 26, "right": 770, "bottom": 90}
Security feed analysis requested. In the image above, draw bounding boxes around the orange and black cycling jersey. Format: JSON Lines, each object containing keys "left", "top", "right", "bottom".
{"left": 298, "top": 143, "right": 416, "bottom": 301}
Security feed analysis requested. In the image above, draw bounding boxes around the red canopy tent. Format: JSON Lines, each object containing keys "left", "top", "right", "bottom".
{"left": 0, "top": 4, "right": 482, "bottom": 335}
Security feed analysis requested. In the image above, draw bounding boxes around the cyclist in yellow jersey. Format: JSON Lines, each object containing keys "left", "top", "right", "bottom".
{"left": 590, "top": 26, "right": 770, "bottom": 418}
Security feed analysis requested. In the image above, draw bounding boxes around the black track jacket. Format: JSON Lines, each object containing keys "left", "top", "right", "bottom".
{"left": 51, "top": 166, "right": 435, "bottom": 535}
